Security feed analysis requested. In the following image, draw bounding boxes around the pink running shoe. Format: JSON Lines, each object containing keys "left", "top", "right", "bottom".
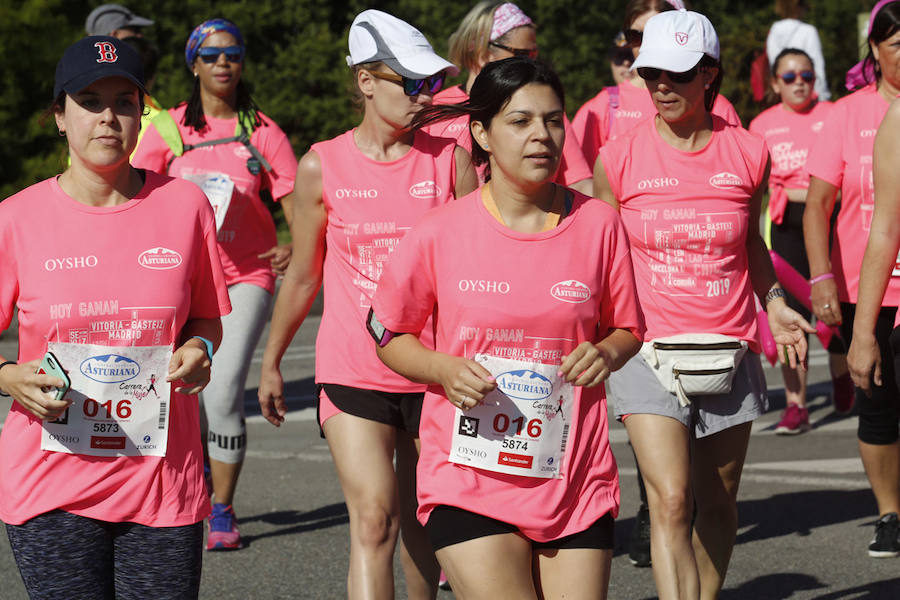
{"left": 438, "top": 570, "right": 451, "bottom": 591}
{"left": 775, "top": 403, "right": 811, "bottom": 435}
{"left": 832, "top": 372, "right": 855, "bottom": 415}
{"left": 207, "top": 503, "right": 242, "bottom": 550}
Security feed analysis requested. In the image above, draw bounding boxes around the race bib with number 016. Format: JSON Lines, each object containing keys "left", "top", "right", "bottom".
{"left": 41, "top": 342, "right": 172, "bottom": 457}
{"left": 448, "top": 354, "right": 573, "bottom": 479}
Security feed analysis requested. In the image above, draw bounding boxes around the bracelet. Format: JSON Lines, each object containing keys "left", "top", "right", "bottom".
{"left": 764, "top": 286, "right": 787, "bottom": 306}
{"left": 191, "top": 336, "right": 214, "bottom": 363}
{"left": 809, "top": 273, "right": 835, "bottom": 285}
{"left": 0, "top": 360, "right": 16, "bottom": 397}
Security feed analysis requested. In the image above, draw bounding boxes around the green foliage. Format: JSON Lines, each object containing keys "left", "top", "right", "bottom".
{"left": 0, "top": 0, "right": 879, "bottom": 200}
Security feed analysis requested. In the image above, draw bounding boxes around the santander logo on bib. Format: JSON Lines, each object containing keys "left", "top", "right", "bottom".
{"left": 80, "top": 354, "right": 140, "bottom": 383}
{"left": 138, "top": 247, "right": 183, "bottom": 270}
{"left": 709, "top": 172, "right": 743, "bottom": 189}
{"left": 409, "top": 180, "right": 442, "bottom": 199}
{"left": 550, "top": 280, "right": 591, "bottom": 304}
{"left": 496, "top": 369, "right": 553, "bottom": 401}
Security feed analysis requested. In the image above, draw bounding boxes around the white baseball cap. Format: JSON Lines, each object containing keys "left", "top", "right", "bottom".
{"left": 631, "top": 9, "right": 719, "bottom": 73}
{"left": 346, "top": 10, "right": 459, "bottom": 79}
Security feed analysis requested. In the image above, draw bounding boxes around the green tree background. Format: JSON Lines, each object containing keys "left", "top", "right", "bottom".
{"left": 0, "top": 0, "right": 873, "bottom": 200}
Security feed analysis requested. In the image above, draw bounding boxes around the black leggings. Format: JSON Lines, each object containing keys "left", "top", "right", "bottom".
{"left": 5, "top": 510, "right": 203, "bottom": 600}
{"left": 839, "top": 303, "right": 900, "bottom": 445}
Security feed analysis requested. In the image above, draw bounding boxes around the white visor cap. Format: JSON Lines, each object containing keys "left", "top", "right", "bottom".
{"left": 346, "top": 9, "right": 459, "bottom": 79}
{"left": 632, "top": 9, "right": 719, "bottom": 73}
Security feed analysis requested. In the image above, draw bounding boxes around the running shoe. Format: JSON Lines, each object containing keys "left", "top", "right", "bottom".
{"left": 868, "top": 513, "right": 900, "bottom": 558}
{"left": 628, "top": 504, "right": 651, "bottom": 567}
{"left": 832, "top": 372, "right": 855, "bottom": 415}
{"left": 774, "top": 403, "right": 810, "bottom": 435}
{"left": 438, "top": 570, "right": 451, "bottom": 591}
{"left": 207, "top": 503, "right": 242, "bottom": 551}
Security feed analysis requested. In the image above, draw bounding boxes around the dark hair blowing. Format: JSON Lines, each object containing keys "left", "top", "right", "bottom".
{"left": 862, "top": 1, "right": 900, "bottom": 86}
{"left": 411, "top": 57, "right": 565, "bottom": 177}
{"left": 181, "top": 77, "right": 263, "bottom": 133}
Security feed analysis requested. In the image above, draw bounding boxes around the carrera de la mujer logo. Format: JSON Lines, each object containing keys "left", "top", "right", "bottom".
{"left": 138, "top": 247, "right": 182, "bottom": 270}
{"left": 496, "top": 370, "right": 553, "bottom": 401}
{"left": 80, "top": 354, "right": 141, "bottom": 384}
{"left": 550, "top": 280, "right": 591, "bottom": 303}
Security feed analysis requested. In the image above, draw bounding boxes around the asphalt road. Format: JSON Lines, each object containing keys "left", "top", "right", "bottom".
{"left": 1, "top": 307, "right": 899, "bottom": 599}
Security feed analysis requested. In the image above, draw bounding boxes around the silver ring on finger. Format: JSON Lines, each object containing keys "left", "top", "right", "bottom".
{"left": 458, "top": 395, "right": 468, "bottom": 407}
{"left": 823, "top": 303, "right": 831, "bottom": 309}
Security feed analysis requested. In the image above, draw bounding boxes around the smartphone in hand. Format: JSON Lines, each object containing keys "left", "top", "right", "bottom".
{"left": 38, "top": 351, "right": 70, "bottom": 402}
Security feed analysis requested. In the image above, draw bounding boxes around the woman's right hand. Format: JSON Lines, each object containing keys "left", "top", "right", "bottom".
{"left": 435, "top": 355, "right": 496, "bottom": 410}
{"left": 258, "top": 365, "right": 287, "bottom": 427}
{"left": 0, "top": 359, "right": 71, "bottom": 420}
{"left": 848, "top": 332, "right": 881, "bottom": 395}
{"left": 810, "top": 277, "right": 842, "bottom": 327}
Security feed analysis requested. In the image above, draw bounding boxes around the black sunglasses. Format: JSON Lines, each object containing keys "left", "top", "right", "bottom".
{"left": 637, "top": 65, "right": 700, "bottom": 84}
{"left": 197, "top": 46, "right": 244, "bottom": 64}
{"left": 368, "top": 70, "right": 445, "bottom": 96}
{"left": 624, "top": 29, "right": 643, "bottom": 48}
{"left": 610, "top": 48, "right": 634, "bottom": 66}
{"left": 489, "top": 41, "right": 539, "bottom": 59}
{"left": 778, "top": 70, "right": 815, "bottom": 84}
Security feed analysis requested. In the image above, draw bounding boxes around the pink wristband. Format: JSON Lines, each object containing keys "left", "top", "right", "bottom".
{"left": 809, "top": 273, "right": 834, "bottom": 285}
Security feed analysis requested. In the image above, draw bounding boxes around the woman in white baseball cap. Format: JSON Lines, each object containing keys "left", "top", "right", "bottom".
{"left": 595, "top": 10, "right": 813, "bottom": 599}
{"left": 258, "top": 9, "right": 477, "bottom": 599}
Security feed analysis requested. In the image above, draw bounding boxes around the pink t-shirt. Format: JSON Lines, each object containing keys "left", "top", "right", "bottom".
{"left": 426, "top": 85, "right": 592, "bottom": 186}
{"left": 372, "top": 190, "right": 644, "bottom": 541}
{"left": 749, "top": 100, "right": 832, "bottom": 224}
{"left": 572, "top": 79, "right": 742, "bottom": 170}
{"left": 312, "top": 130, "right": 457, "bottom": 392}
{"left": 600, "top": 117, "right": 768, "bottom": 351}
{"left": 805, "top": 84, "right": 896, "bottom": 305}
{"left": 132, "top": 105, "right": 298, "bottom": 294}
{"left": 0, "top": 172, "right": 231, "bottom": 526}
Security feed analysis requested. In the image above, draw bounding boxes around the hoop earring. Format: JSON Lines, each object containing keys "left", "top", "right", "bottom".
{"left": 58, "top": 130, "right": 66, "bottom": 137}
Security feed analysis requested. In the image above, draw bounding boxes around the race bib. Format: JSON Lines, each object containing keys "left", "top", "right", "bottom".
{"left": 184, "top": 172, "right": 234, "bottom": 231}
{"left": 41, "top": 342, "right": 172, "bottom": 457}
{"left": 448, "top": 354, "right": 573, "bottom": 479}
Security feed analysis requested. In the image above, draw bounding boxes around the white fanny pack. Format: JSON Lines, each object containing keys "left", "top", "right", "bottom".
{"left": 639, "top": 333, "right": 748, "bottom": 407}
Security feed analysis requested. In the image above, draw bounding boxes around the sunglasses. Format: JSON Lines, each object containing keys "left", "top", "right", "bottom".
{"left": 637, "top": 65, "right": 700, "bottom": 84}
{"left": 197, "top": 46, "right": 244, "bottom": 64}
{"left": 368, "top": 70, "right": 445, "bottom": 96}
{"left": 489, "top": 41, "right": 539, "bottom": 59}
{"left": 624, "top": 28, "right": 643, "bottom": 48}
{"left": 778, "top": 70, "right": 815, "bottom": 84}
{"left": 611, "top": 48, "right": 634, "bottom": 66}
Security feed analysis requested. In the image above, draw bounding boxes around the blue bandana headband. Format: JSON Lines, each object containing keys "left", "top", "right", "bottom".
{"left": 185, "top": 18, "right": 244, "bottom": 69}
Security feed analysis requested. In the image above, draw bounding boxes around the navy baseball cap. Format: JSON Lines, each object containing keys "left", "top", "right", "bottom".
{"left": 54, "top": 36, "right": 146, "bottom": 99}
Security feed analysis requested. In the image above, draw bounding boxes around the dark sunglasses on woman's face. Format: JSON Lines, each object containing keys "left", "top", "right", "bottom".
{"left": 489, "top": 41, "right": 539, "bottom": 59}
{"left": 198, "top": 46, "right": 244, "bottom": 64}
{"left": 368, "top": 70, "right": 446, "bottom": 96}
{"left": 637, "top": 65, "right": 700, "bottom": 84}
{"left": 778, "top": 70, "right": 815, "bottom": 84}
{"left": 610, "top": 47, "right": 634, "bottom": 66}
{"left": 624, "top": 29, "right": 643, "bottom": 48}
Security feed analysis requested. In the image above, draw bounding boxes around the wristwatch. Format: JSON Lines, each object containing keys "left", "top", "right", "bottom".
{"left": 764, "top": 286, "right": 787, "bottom": 306}
{"left": 191, "top": 336, "right": 214, "bottom": 362}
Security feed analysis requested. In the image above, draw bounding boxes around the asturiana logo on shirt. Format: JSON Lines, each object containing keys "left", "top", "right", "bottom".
{"left": 709, "top": 172, "right": 743, "bottom": 189}
{"left": 496, "top": 369, "right": 553, "bottom": 401}
{"left": 138, "top": 247, "right": 182, "bottom": 270}
{"left": 80, "top": 354, "right": 141, "bottom": 383}
{"left": 811, "top": 121, "right": 824, "bottom": 133}
{"left": 550, "top": 280, "right": 591, "bottom": 304}
{"left": 409, "top": 180, "right": 442, "bottom": 199}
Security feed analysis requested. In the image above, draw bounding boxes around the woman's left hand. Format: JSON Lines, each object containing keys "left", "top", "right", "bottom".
{"left": 259, "top": 244, "right": 292, "bottom": 276}
{"left": 767, "top": 301, "right": 816, "bottom": 369}
{"left": 166, "top": 339, "right": 211, "bottom": 395}
{"left": 559, "top": 342, "right": 613, "bottom": 387}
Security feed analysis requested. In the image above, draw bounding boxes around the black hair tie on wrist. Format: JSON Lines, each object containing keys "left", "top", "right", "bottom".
{"left": 0, "top": 360, "right": 16, "bottom": 397}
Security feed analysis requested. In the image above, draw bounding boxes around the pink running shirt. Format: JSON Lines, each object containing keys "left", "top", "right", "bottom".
{"left": 372, "top": 190, "right": 643, "bottom": 541}
{"left": 748, "top": 100, "right": 832, "bottom": 224}
{"left": 572, "top": 79, "right": 742, "bottom": 169}
{"left": 426, "top": 85, "right": 592, "bottom": 186}
{"left": 312, "top": 130, "right": 457, "bottom": 392}
{"left": 600, "top": 117, "right": 768, "bottom": 351}
{"left": 805, "top": 85, "right": 896, "bottom": 305}
{"left": 132, "top": 105, "right": 298, "bottom": 294}
{"left": 0, "top": 172, "right": 231, "bottom": 526}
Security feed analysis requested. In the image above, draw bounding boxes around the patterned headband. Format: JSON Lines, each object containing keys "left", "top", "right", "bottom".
{"left": 185, "top": 18, "right": 245, "bottom": 69}
{"left": 490, "top": 3, "right": 533, "bottom": 41}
